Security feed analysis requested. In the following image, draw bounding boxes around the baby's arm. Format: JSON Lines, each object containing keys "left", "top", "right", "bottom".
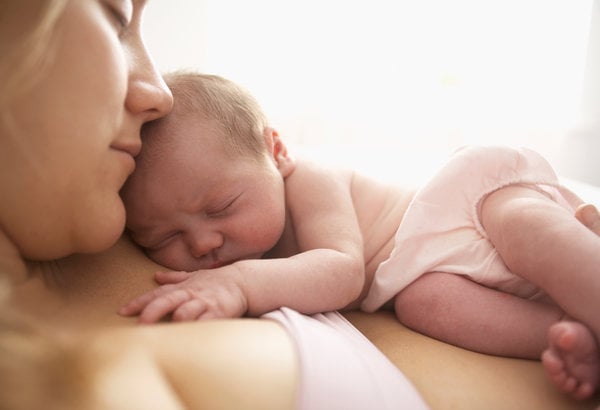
{"left": 120, "top": 161, "right": 365, "bottom": 322}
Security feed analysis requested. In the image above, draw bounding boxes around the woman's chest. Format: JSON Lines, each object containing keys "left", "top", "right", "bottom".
{"left": 15, "top": 237, "right": 161, "bottom": 329}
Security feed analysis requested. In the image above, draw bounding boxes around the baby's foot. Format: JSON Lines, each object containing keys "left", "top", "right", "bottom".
{"left": 542, "top": 321, "right": 599, "bottom": 400}
{"left": 575, "top": 203, "right": 600, "bottom": 236}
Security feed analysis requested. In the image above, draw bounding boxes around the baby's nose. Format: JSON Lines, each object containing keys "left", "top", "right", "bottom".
{"left": 187, "top": 231, "right": 224, "bottom": 258}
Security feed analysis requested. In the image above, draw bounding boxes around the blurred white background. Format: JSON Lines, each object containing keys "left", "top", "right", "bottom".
{"left": 143, "top": 0, "right": 599, "bottom": 186}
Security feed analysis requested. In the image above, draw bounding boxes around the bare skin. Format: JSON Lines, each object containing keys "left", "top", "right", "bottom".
{"left": 120, "top": 99, "right": 415, "bottom": 322}
{"left": 394, "top": 203, "right": 600, "bottom": 403}
{"left": 542, "top": 321, "right": 599, "bottom": 401}
{"left": 125, "top": 140, "right": 600, "bottom": 401}
{"left": 539, "top": 203, "right": 600, "bottom": 400}
{"left": 480, "top": 188, "right": 600, "bottom": 400}
{"left": 575, "top": 203, "right": 600, "bottom": 236}
{"left": 0, "top": 3, "right": 298, "bottom": 408}
{"left": 119, "top": 76, "right": 600, "bottom": 401}
{"left": 11, "top": 236, "right": 298, "bottom": 409}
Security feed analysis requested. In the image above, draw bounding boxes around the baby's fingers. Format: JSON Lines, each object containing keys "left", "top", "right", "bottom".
{"left": 118, "top": 289, "right": 166, "bottom": 317}
{"left": 138, "top": 289, "right": 193, "bottom": 324}
{"left": 172, "top": 299, "right": 207, "bottom": 322}
{"left": 155, "top": 270, "right": 192, "bottom": 284}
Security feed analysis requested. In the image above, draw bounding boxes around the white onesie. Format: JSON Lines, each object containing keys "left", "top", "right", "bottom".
{"left": 362, "top": 146, "right": 583, "bottom": 312}
{"left": 264, "top": 308, "right": 429, "bottom": 409}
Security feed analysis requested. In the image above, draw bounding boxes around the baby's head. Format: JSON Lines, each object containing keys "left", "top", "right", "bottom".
{"left": 158, "top": 72, "right": 270, "bottom": 160}
{"left": 122, "top": 72, "right": 295, "bottom": 271}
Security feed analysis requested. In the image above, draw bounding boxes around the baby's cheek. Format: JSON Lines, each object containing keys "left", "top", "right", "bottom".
{"left": 147, "top": 247, "right": 187, "bottom": 271}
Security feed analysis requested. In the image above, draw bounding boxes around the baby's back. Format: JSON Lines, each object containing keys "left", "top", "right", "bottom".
{"left": 346, "top": 171, "right": 415, "bottom": 309}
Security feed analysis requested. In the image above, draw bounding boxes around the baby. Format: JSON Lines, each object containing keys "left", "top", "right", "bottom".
{"left": 120, "top": 71, "right": 600, "bottom": 400}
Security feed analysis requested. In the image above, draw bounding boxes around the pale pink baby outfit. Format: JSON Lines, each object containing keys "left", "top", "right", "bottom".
{"left": 362, "top": 145, "right": 583, "bottom": 312}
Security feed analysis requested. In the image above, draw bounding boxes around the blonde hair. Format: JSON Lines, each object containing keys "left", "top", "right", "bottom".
{"left": 0, "top": 0, "right": 68, "bottom": 127}
{"left": 145, "top": 71, "right": 269, "bottom": 159}
{"left": 0, "top": 2, "right": 92, "bottom": 408}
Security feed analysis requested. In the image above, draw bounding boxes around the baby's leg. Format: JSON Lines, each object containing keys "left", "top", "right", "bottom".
{"left": 394, "top": 272, "right": 564, "bottom": 359}
{"left": 542, "top": 321, "right": 599, "bottom": 400}
{"left": 481, "top": 186, "right": 600, "bottom": 335}
{"left": 542, "top": 203, "right": 600, "bottom": 400}
{"left": 481, "top": 187, "right": 600, "bottom": 398}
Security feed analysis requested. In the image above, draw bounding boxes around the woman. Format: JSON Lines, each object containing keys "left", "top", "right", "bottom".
{"left": 0, "top": 1, "right": 426, "bottom": 408}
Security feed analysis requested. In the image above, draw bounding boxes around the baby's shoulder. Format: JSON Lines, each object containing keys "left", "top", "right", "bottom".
{"left": 288, "top": 157, "right": 354, "bottom": 186}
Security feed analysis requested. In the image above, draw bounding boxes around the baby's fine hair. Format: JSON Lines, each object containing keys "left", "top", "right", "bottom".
{"left": 156, "top": 71, "right": 270, "bottom": 159}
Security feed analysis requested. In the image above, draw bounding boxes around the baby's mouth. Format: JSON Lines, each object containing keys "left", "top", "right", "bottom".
{"left": 209, "top": 260, "right": 225, "bottom": 269}
{"left": 208, "top": 258, "right": 239, "bottom": 269}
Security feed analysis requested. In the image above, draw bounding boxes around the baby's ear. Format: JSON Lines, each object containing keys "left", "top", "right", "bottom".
{"left": 263, "top": 127, "right": 295, "bottom": 177}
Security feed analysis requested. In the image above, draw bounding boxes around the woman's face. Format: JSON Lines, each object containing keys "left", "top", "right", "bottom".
{"left": 0, "top": 0, "right": 173, "bottom": 260}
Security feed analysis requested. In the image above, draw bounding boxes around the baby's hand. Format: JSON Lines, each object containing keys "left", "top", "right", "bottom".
{"left": 118, "top": 267, "right": 248, "bottom": 323}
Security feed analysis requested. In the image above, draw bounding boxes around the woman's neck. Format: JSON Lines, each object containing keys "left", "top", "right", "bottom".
{"left": 0, "top": 228, "right": 28, "bottom": 283}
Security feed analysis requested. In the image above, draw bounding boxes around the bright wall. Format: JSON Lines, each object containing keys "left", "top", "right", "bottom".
{"left": 143, "top": 0, "right": 594, "bottom": 184}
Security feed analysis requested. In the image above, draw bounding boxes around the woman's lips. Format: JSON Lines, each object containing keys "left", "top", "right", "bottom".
{"left": 111, "top": 141, "right": 141, "bottom": 177}
{"left": 111, "top": 140, "right": 142, "bottom": 158}
{"left": 112, "top": 148, "right": 136, "bottom": 176}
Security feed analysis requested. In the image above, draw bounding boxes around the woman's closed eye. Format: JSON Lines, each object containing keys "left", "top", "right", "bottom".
{"left": 102, "top": 0, "right": 133, "bottom": 35}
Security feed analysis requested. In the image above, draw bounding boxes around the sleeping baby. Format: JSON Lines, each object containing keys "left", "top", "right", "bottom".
{"left": 120, "top": 71, "right": 600, "bottom": 401}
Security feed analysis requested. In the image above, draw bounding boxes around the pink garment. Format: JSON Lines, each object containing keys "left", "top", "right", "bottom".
{"left": 264, "top": 307, "right": 428, "bottom": 410}
{"left": 362, "top": 146, "right": 583, "bottom": 312}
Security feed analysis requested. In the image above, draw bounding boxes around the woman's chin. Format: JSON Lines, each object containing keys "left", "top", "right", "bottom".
{"left": 77, "top": 209, "right": 127, "bottom": 255}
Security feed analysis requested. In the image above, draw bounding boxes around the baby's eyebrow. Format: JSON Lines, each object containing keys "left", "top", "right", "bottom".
{"left": 131, "top": 235, "right": 162, "bottom": 250}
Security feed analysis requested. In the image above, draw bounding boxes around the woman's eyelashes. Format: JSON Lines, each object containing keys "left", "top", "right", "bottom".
{"left": 103, "top": 0, "right": 133, "bottom": 35}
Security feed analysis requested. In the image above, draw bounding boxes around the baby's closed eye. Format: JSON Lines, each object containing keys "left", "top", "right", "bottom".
{"left": 205, "top": 193, "right": 242, "bottom": 218}
{"left": 133, "top": 231, "right": 181, "bottom": 251}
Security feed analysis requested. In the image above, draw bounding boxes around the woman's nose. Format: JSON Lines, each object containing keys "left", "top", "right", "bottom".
{"left": 125, "top": 41, "right": 174, "bottom": 122}
{"left": 187, "top": 230, "right": 224, "bottom": 259}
